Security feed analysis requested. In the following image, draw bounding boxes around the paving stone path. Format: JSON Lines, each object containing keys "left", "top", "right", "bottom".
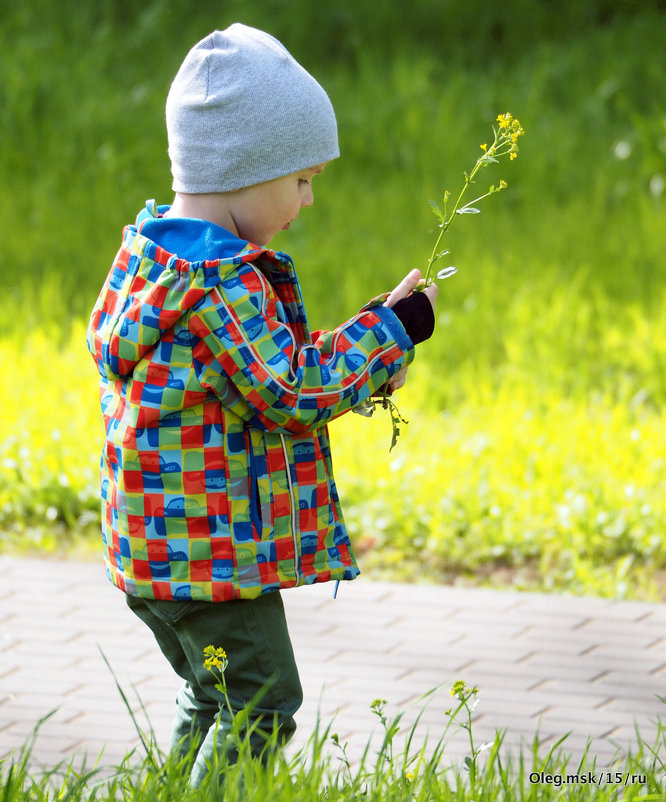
{"left": 1, "top": 557, "right": 664, "bottom": 776}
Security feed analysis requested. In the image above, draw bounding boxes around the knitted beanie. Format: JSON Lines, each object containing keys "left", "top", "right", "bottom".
{"left": 166, "top": 24, "right": 339, "bottom": 194}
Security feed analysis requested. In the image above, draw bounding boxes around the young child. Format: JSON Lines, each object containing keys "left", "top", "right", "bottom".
{"left": 87, "top": 23, "right": 437, "bottom": 786}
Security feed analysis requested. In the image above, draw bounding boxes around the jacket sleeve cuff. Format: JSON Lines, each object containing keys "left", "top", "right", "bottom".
{"left": 363, "top": 302, "right": 416, "bottom": 353}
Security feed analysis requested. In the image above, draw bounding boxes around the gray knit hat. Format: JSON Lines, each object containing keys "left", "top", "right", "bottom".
{"left": 166, "top": 24, "right": 339, "bottom": 193}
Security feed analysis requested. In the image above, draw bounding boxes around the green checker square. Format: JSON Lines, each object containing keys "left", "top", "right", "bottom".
{"left": 183, "top": 449, "right": 206, "bottom": 472}
{"left": 162, "top": 385, "right": 186, "bottom": 412}
{"left": 190, "top": 540, "right": 212, "bottom": 561}
{"left": 170, "top": 560, "right": 190, "bottom": 581}
{"left": 162, "top": 470, "right": 185, "bottom": 494}
{"left": 158, "top": 425, "right": 183, "bottom": 448}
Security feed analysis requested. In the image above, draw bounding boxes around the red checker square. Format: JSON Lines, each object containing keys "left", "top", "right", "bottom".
{"left": 104, "top": 504, "right": 115, "bottom": 528}
{"left": 152, "top": 582, "right": 173, "bottom": 600}
{"left": 183, "top": 470, "right": 206, "bottom": 495}
{"left": 105, "top": 441, "right": 119, "bottom": 465}
{"left": 132, "top": 274, "right": 148, "bottom": 294}
{"left": 299, "top": 553, "right": 315, "bottom": 574}
{"left": 147, "top": 540, "right": 168, "bottom": 561}
{"left": 147, "top": 362, "right": 170, "bottom": 385}
{"left": 335, "top": 335, "right": 353, "bottom": 353}
{"left": 133, "top": 560, "right": 152, "bottom": 581}
{"left": 138, "top": 450, "right": 160, "bottom": 472}
{"left": 135, "top": 403, "right": 161, "bottom": 428}
{"left": 211, "top": 538, "right": 233, "bottom": 560}
{"left": 181, "top": 425, "right": 205, "bottom": 449}
{"left": 258, "top": 562, "right": 279, "bottom": 585}
{"left": 206, "top": 492, "right": 228, "bottom": 517}
{"left": 272, "top": 491, "right": 291, "bottom": 519}
{"left": 126, "top": 514, "right": 145, "bottom": 536}
{"left": 299, "top": 508, "right": 320, "bottom": 533}
{"left": 247, "top": 391, "right": 270, "bottom": 415}
{"left": 183, "top": 389, "right": 208, "bottom": 407}
{"left": 123, "top": 470, "right": 145, "bottom": 494}
{"left": 204, "top": 450, "right": 225, "bottom": 471}
{"left": 142, "top": 494, "right": 164, "bottom": 516}
{"left": 274, "top": 536, "right": 296, "bottom": 562}
{"left": 187, "top": 516, "right": 212, "bottom": 537}
{"left": 191, "top": 560, "right": 212, "bottom": 581}
{"left": 211, "top": 584, "right": 236, "bottom": 602}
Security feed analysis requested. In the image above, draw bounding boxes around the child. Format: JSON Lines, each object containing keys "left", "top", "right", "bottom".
{"left": 87, "top": 23, "right": 437, "bottom": 786}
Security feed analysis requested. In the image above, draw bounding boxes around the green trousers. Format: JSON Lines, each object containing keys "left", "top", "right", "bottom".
{"left": 125, "top": 590, "right": 302, "bottom": 787}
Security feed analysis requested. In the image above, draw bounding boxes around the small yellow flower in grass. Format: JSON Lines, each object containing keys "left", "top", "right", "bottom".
{"left": 499, "top": 179, "right": 508, "bottom": 189}
{"left": 510, "top": 152, "right": 517, "bottom": 160}
{"left": 450, "top": 679, "right": 480, "bottom": 699}
{"left": 480, "top": 143, "right": 488, "bottom": 151}
{"left": 204, "top": 645, "right": 227, "bottom": 659}
{"left": 203, "top": 644, "right": 228, "bottom": 672}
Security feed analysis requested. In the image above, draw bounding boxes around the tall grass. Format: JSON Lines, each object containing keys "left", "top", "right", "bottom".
{"left": 2, "top": 682, "right": 665, "bottom": 800}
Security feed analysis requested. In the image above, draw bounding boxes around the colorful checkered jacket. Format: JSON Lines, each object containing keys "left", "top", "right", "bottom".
{"left": 87, "top": 201, "right": 415, "bottom": 601}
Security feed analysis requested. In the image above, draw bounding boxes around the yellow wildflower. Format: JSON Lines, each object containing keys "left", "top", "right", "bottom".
{"left": 480, "top": 143, "right": 488, "bottom": 151}
{"left": 203, "top": 644, "right": 228, "bottom": 672}
{"left": 499, "top": 179, "right": 508, "bottom": 189}
{"left": 204, "top": 644, "right": 227, "bottom": 659}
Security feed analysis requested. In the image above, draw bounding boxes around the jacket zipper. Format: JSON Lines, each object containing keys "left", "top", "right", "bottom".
{"left": 279, "top": 433, "right": 301, "bottom": 585}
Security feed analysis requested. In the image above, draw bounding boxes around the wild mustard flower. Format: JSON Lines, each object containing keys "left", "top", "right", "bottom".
{"left": 445, "top": 679, "right": 483, "bottom": 788}
{"left": 203, "top": 645, "right": 232, "bottom": 714}
{"left": 421, "top": 112, "right": 525, "bottom": 288}
{"left": 354, "top": 114, "right": 524, "bottom": 449}
{"left": 203, "top": 644, "right": 228, "bottom": 671}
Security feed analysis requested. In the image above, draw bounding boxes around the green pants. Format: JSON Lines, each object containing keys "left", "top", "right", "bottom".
{"left": 125, "top": 590, "right": 302, "bottom": 787}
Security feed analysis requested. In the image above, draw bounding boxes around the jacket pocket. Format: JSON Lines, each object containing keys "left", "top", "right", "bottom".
{"left": 246, "top": 429, "right": 262, "bottom": 531}
{"left": 246, "top": 427, "right": 273, "bottom": 536}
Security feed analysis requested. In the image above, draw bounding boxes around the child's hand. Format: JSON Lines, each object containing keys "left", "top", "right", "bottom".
{"left": 388, "top": 366, "right": 408, "bottom": 392}
{"left": 383, "top": 269, "right": 438, "bottom": 346}
{"left": 384, "top": 269, "right": 438, "bottom": 311}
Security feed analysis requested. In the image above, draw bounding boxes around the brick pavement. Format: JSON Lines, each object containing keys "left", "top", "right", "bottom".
{"left": 1, "top": 556, "right": 665, "bottom": 776}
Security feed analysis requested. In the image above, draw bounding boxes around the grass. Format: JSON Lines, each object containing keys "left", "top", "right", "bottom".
{"left": 2, "top": 680, "right": 665, "bottom": 800}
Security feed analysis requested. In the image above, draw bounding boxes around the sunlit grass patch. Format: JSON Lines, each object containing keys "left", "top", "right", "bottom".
{"left": 331, "top": 361, "right": 666, "bottom": 600}
{"left": 0, "top": 322, "right": 101, "bottom": 553}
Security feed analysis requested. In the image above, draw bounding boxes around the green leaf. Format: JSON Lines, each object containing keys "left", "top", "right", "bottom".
{"left": 429, "top": 199, "right": 443, "bottom": 218}
{"left": 457, "top": 207, "right": 481, "bottom": 214}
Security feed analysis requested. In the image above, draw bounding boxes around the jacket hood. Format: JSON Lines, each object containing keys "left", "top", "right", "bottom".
{"left": 87, "top": 201, "right": 264, "bottom": 381}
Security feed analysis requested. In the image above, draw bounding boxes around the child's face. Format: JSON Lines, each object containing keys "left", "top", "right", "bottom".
{"left": 230, "top": 163, "right": 327, "bottom": 244}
